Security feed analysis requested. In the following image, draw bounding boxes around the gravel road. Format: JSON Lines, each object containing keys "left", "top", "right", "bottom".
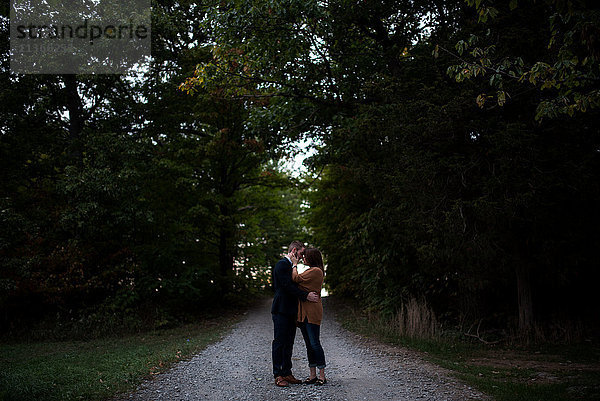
{"left": 115, "top": 298, "right": 488, "bottom": 401}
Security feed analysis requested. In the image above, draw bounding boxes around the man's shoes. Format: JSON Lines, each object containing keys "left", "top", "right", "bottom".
{"left": 282, "top": 374, "right": 302, "bottom": 384}
{"left": 275, "top": 376, "right": 289, "bottom": 387}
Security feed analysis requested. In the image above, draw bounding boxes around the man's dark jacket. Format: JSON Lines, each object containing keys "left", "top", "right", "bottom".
{"left": 271, "top": 257, "right": 308, "bottom": 315}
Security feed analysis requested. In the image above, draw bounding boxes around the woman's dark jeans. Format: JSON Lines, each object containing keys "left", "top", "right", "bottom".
{"left": 299, "top": 319, "right": 326, "bottom": 369}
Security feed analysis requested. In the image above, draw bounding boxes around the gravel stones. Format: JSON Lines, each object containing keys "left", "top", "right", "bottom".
{"left": 114, "top": 299, "right": 488, "bottom": 401}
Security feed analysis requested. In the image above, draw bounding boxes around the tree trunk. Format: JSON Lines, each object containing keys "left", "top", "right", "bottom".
{"left": 515, "top": 263, "right": 534, "bottom": 335}
{"left": 218, "top": 227, "right": 233, "bottom": 277}
{"left": 63, "top": 74, "right": 84, "bottom": 165}
{"left": 218, "top": 202, "right": 234, "bottom": 292}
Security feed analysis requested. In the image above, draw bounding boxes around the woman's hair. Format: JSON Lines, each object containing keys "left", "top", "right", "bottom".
{"left": 303, "top": 248, "right": 324, "bottom": 272}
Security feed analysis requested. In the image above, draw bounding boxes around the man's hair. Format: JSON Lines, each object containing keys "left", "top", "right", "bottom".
{"left": 304, "top": 248, "right": 324, "bottom": 272}
{"left": 288, "top": 240, "right": 305, "bottom": 253}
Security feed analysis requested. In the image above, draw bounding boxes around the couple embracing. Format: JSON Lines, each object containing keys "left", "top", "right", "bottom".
{"left": 271, "top": 241, "right": 327, "bottom": 387}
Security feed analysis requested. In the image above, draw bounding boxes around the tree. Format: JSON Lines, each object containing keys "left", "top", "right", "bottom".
{"left": 444, "top": 0, "right": 600, "bottom": 120}
{"left": 184, "top": 0, "right": 600, "bottom": 340}
{"left": 0, "top": 0, "right": 309, "bottom": 334}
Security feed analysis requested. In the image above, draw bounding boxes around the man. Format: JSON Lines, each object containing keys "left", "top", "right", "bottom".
{"left": 272, "top": 240, "right": 319, "bottom": 387}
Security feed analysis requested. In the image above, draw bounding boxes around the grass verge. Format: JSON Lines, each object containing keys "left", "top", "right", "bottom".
{"left": 329, "top": 297, "right": 600, "bottom": 401}
{"left": 0, "top": 313, "right": 242, "bottom": 401}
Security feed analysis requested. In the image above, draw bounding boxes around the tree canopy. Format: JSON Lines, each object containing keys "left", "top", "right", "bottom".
{"left": 0, "top": 0, "right": 307, "bottom": 336}
{"left": 1, "top": 0, "right": 598, "bottom": 342}
{"left": 183, "top": 0, "right": 600, "bottom": 340}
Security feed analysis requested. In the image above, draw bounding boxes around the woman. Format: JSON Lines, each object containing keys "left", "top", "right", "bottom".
{"left": 291, "top": 247, "right": 327, "bottom": 385}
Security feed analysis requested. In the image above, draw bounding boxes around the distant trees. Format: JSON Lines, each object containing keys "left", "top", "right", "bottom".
{"left": 188, "top": 0, "right": 600, "bottom": 340}
{"left": 2, "top": 0, "right": 598, "bottom": 341}
{"left": 0, "top": 0, "right": 305, "bottom": 335}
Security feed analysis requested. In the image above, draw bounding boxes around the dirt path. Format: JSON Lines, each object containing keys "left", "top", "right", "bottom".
{"left": 116, "top": 299, "right": 488, "bottom": 400}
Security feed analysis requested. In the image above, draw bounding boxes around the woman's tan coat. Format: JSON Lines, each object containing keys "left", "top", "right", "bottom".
{"left": 292, "top": 266, "right": 324, "bottom": 325}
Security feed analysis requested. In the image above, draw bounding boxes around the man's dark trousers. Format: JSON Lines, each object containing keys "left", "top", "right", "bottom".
{"left": 271, "top": 257, "right": 308, "bottom": 378}
{"left": 272, "top": 312, "right": 296, "bottom": 378}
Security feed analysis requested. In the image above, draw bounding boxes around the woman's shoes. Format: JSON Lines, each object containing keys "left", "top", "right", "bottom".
{"left": 304, "top": 376, "right": 326, "bottom": 385}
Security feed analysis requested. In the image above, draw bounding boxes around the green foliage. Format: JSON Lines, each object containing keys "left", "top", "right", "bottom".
{"left": 2, "top": 0, "right": 599, "bottom": 349}
{"left": 0, "top": 0, "right": 306, "bottom": 336}
{"left": 447, "top": 0, "right": 600, "bottom": 120}
{"left": 187, "top": 0, "right": 600, "bottom": 341}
